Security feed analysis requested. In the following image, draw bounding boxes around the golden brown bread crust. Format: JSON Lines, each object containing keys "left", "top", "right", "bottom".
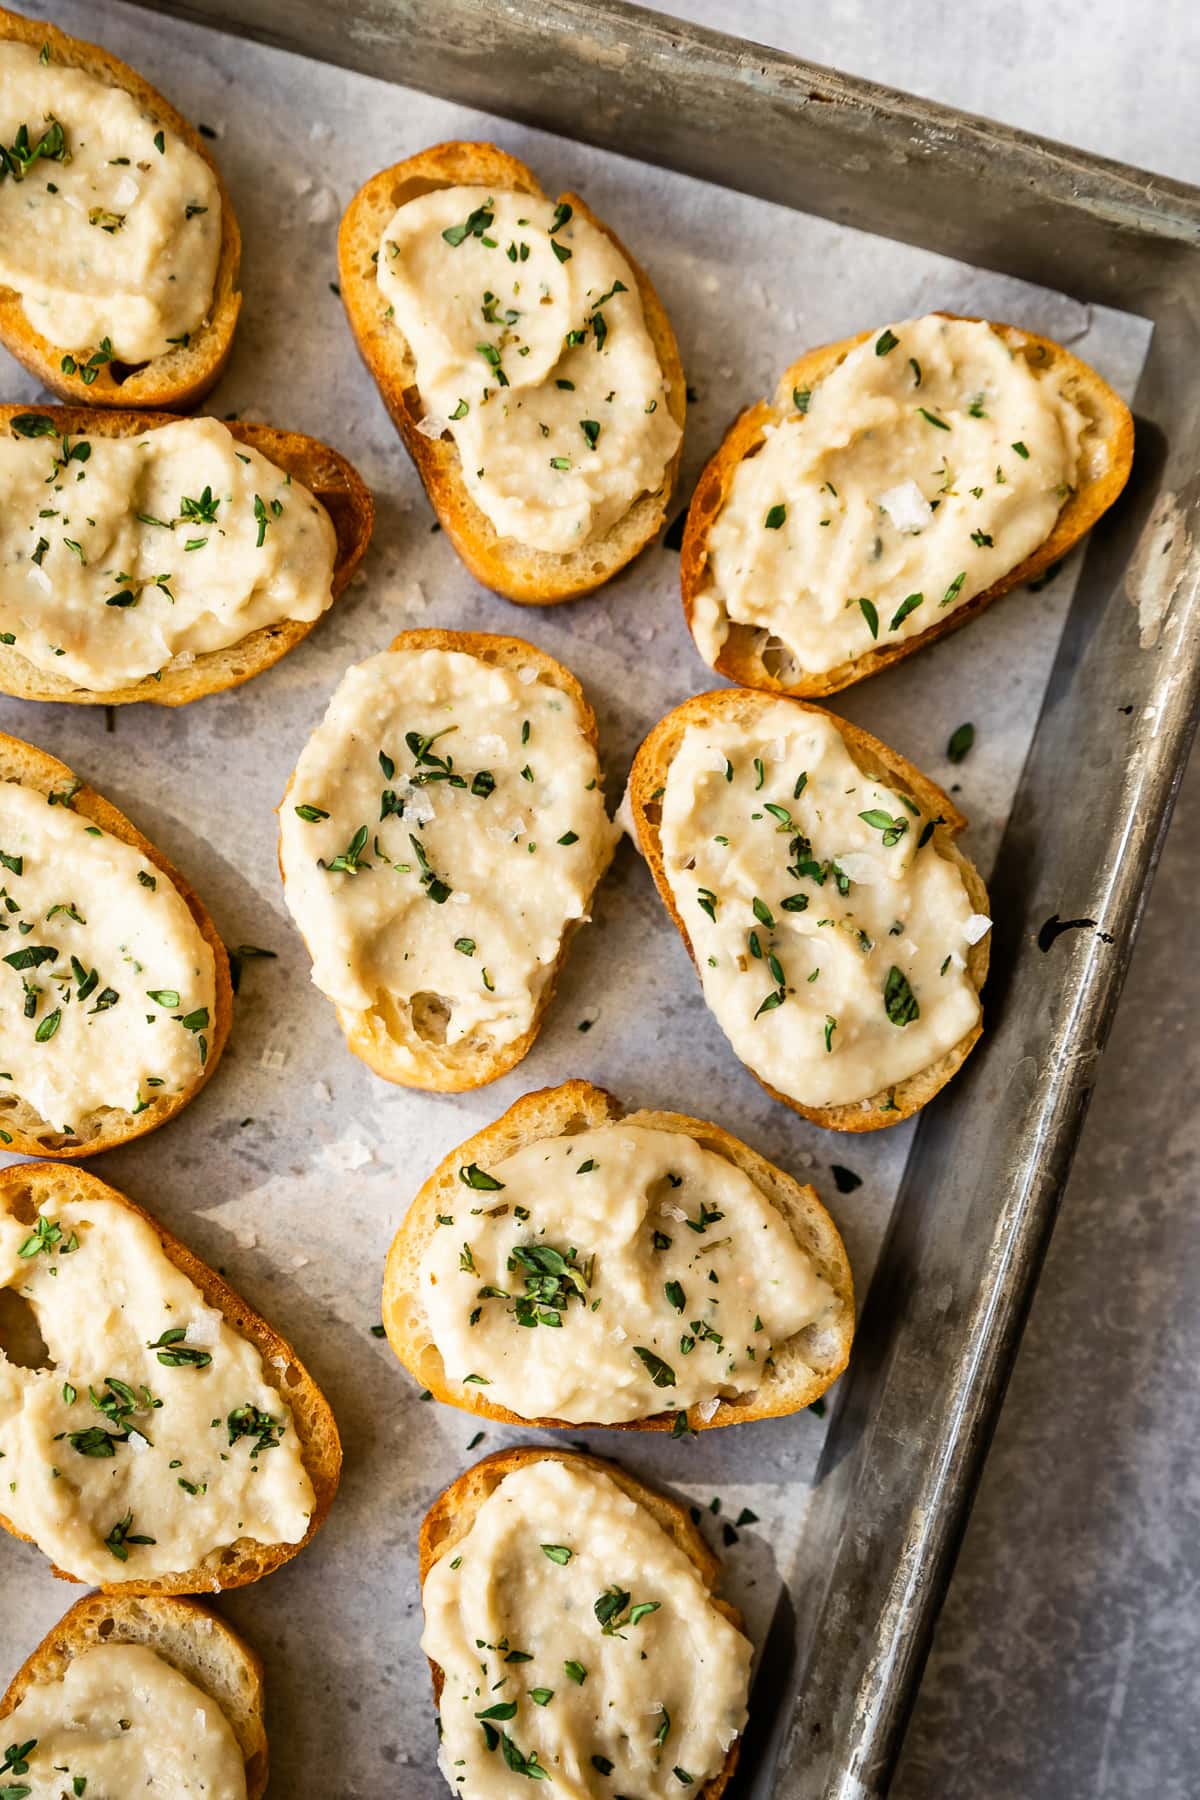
{"left": 420, "top": 1446, "right": 744, "bottom": 1800}
{"left": 628, "top": 689, "right": 991, "bottom": 1132}
{"left": 0, "top": 730, "right": 233, "bottom": 1156}
{"left": 0, "top": 1591, "right": 269, "bottom": 1797}
{"left": 383, "top": 1078, "right": 855, "bottom": 1428}
{"left": 0, "top": 404, "right": 374, "bottom": 704}
{"left": 0, "top": 1161, "right": 341, "bottom": 1597}
{"left": 681, "top": 316, "right": 1135, "bottom": 696}
{"left": 337, "top": 139, "right": 685, "bottom": 603}
{"left": 278, "top": 628, "right": 615, "bottom": 1093}
{"left": 0, "top": 6, "right": 242, "bottom": 409}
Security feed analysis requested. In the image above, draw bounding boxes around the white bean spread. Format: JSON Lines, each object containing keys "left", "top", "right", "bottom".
{"left": 279, "top": 646, "right": 615, "bottom": 1066}
{"left": 0, "top": 416, "right": 337, "bottom": 689}
{"left": 659, "top": 704, "right": 988, "bottom": 1110}
{"left": 421, "top": 1122, "right": 833, "bottom": 1423}
{"left": 423, "top": 1459, "right": 752, "bottom": 1798}
{"left": 0, "top": 1645, "right": 247, "bottom": 1798}
{"left": 693, "top": 315, "right": 1087, "bottom": 676}
{"left": 0, "top": 1189, "right": 314, "bottom": 1586}
{"left": 376, "top": 186, "right": 680, "bottom": 551}
{"left": 0, "top": 781, "right": 216, "bottom": 1132}
{"left": 0, "top": 41, "right": 221, "bottom": 366}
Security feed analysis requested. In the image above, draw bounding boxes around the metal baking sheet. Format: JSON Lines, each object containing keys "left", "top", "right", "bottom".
{"left": 5, "top": 3, "right": 1199, "bottom": 1797}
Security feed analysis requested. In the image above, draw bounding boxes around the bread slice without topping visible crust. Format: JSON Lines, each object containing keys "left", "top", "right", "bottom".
{"left": 0, "top": 730, "right": 232, "bottom": 1156}
{"left": 338, "top": 140, "right": 685, "bottom": 604}
{"left": 628, "top": 689, "right": 991, "bottom": 1133}
{"left": 383, "top": 1078, "right": 854, "bottom": 1429}
{"left": 0, "top": 1161, "right": 341, "bottom": 1595}
{"left": 421, "top": 1446, "right": 745, "bottom": 1800}
{"left": 681, "top": 316, "right": 1134, "bottom": 697}
{"left": 0, "top": 404, "right": 374, "bottom": 705}
{"left": 1, "top": 1592, "right": 269, "bottom": 1798}
{"left": 0, "top": 6, "right": 242, "bottom": 410}
{"left": 278, "top": 629, "right": 616, "bottom": 1093}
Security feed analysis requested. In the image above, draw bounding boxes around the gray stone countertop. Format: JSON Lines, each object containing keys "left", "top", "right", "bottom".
{"left": 665, "top": 4, "right": 1200, "bottom": 1795}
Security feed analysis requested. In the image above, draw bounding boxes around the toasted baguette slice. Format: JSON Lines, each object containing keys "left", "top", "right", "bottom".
{"left": 421, "top": 1446, "right": 744, "bottom": 1800}
{"left": 0, "top": 405, "right": 373, "bottom": 704}
{"left": 0, "top": 731, "right": 232, "bottom": 1154}
{"left": 383, "top": 1078, "right": 854, "bottom": 1429}
{"left": 682, "top": 315, "right": 1134, "bottom": 697}
{"left": 278, "top": 628, "right": 615, "bottom": 1093}
{"left": 627, "top": 689, "right": 990, "bottom": 1132}
{"left": 0, "top": 6, "right": 242, "bottom": 409}
{"left": 1, "top": 1592, "right": 268, "bottom": 1798}
{"left": 338, "top": 140, "right": 685, "bottom": 603}
{"left": 0, "top": 1160, "right": 342, "bottom": 1593}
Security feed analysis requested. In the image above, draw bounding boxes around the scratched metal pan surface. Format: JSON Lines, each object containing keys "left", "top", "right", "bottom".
{"left": 9, "top": 0, "right": 1200, "bottom": 1795}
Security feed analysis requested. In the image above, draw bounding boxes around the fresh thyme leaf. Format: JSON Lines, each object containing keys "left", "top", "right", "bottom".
{"left": 226, "top": 1403, "right": 284, "bottom": 1456}
{"left": 884, "top": 965, "right": 920, "bottom": 1026}
{"left": 147, "top": 1326, "right": 212, "bottom": 1368}
{"left": 460, "top": 1163, "right": 504, "bottom": 1191}
{"left": 941, "top": 570, "right": 966, "bottom": 608}
{"left": 947, "top": 721, "right": 975, "bottom": 763}
{"left": 858, "top": 808, "right": 908, "bottom": 848}
{"left": 889, "top": 591, "right": 924, "bottom": 631}
{"left": 442, "top": 204, "right": 494, "bottom": 247}
{"left": 11, "top": 412, "right": 58, "bottom": 437}
{"left": 633, "top": 1346, "right": 676, "bottom": 1387}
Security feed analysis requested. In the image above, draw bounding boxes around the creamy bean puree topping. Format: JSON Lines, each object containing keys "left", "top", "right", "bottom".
{"left": 0, "top": 782, "right": 216, "bottom": 1131}
{"left": 0, "top": 41, "right": 221, "bottom": 366}
{"left": 279, "top": 647, "right": 615, "bottom": 1064}
{"left": 659, "top": 705, "right": 988, "bottom": 1110}
{"left": 376, "top": 186, "right": 680, "bottom": 551}
{"left": 694, "top": 315, "right": 1087, "bottom": 676}
{"left": 420, "top": 1122, "right": 833, "bottom": 1423}
{"left": 0, "top": 416, "right": 337, "bottom": 688}
{"left": 423, "top": 1459, "right": 752, "bottom": 1797}
{"left": 0, "top": 1189, "right": 314, "bottom": 1585}
{"left": 0, "top": 1645, "right": 246, "bottom": 1798}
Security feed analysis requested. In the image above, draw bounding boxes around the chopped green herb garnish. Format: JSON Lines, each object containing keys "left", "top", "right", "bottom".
{"left": 947, "top": 721, "right": 975, "bottom": 763}
{"left": 884, "top": 965, "right": 920, "bottom": 1026}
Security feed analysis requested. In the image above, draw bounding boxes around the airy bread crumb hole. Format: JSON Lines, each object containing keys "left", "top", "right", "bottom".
{"left": 760, "top": 633, "right": 801, "bottom": 681}
{"left": 411, "top": 991, "right": 452, "bottom": 1045}
{"left": 5, "top": 1182, "right": 38, "bottom": 1225}
{"left": 0, "top": 1287, "right": 51, "bottom": 1370}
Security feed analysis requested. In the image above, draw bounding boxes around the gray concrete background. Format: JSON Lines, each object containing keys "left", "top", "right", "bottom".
{"left": 662, "top": 3, "right": 1200, "bottom": 1796}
